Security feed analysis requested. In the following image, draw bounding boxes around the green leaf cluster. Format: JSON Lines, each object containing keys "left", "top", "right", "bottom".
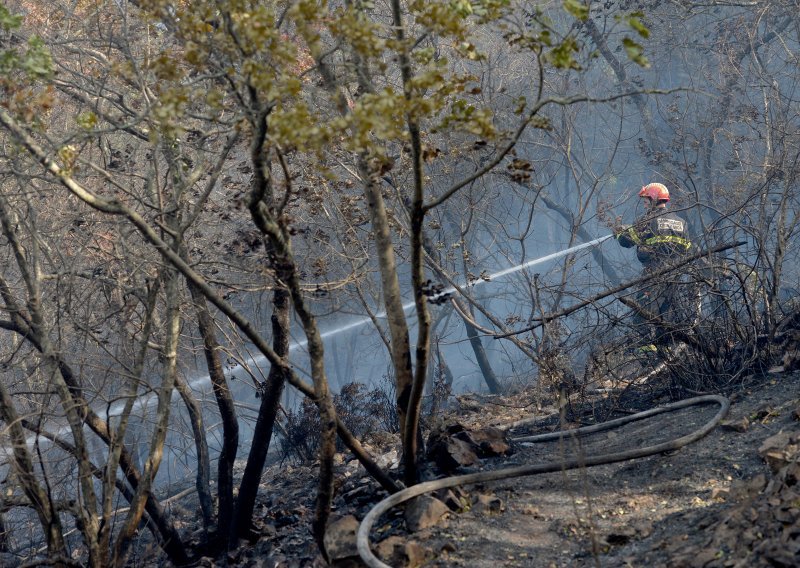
{"left": 546, "top": 36, "right": 581, "bottom": 70}
{"left": 440, "top": 100, "right": 496, "bottom": 138}
{"left": 505, "top": 29, "right": 552, "bottom": 53}
{"left": 410, "top": 0, "right": 471, "bottom": 39}
{"left": 346, "top": 88, "right": 407, "bottom": 149}
{"left": 75, "top": 111, "right": 98, "bottom": 130}
{"left": 0, "top": 33, "right": 53, "bottom": 80}
{"left": 149, "top": 51, "right": 185, "bottom": 82}
{"left": 0, "top": 4, "right": 23, "bottom": 31}
{"left": 152, "top": 87, "right": 191, "bottom": 137}
{"left": 562, "top": 0, "right": 589, "bottom": 21}
{"left": 618, "top": 12, "right": 651, "bottom": 67}
{"left": 471, "top": 0, "right": 511, "bottom": 23}
{"left": 622, "top": 37, "right": 649, "bottom": 68}
{"left": 621, "top": 12, "right": 650, "bottom": 39}
{"left": 20, "top": 37, "right": 52, "bottom": 79}
{"left": 329, "top": 8, "right": 388, "bottom": 58}
{"left": 505, "top": 5, "right": 590, "bottom": 71}
{"left": 270, "top": 102, "right": 332, "bottom": 152}
{"left": 0, "top": 7, "right": 54, "bottom": 125}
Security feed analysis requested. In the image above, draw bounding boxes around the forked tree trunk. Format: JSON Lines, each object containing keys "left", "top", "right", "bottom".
{"left": 0, "top": 199, "right": 102, "bottom": 563}
{"left": 361, "top": 169, "right": 415, "bottom": 475}
{"left": 0, "top": 382, "right": 66, "bottom": 557}
{"left": 232, "top": 284, "right": 290, "bottom": 541}
{"left": 246, "top": 110, "right": 337, "bottom": 555}
{"left": 174, "top": 374, "right": 213, "bottom": 529}
{"left": 187, "top": 283, "right": 239, "bottom": 551}
{"left": 389, "top": 0, "right": 432, "bottom": 488}
{"left": 112, "top": 270, "right": 182, "bottom": 567}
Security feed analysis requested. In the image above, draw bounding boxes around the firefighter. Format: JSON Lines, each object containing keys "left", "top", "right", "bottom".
{"left": 616, "top": 183, "right": 692, "bottom": 355}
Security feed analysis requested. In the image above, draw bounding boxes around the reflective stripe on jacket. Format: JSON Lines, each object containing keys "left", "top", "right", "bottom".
{"left": 617, "top": 210, "right": 691, "bottom": 266}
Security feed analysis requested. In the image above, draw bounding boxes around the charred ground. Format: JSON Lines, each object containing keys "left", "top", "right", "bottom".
{"left": 160, "top": 369, "right": 800, "bottom": 568}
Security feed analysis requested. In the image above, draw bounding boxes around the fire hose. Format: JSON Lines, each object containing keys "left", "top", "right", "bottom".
{"left": 357, "top": 394, "right": 730, "bottom": 568}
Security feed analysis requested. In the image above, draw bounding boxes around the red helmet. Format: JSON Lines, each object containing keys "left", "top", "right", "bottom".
{"left": 639, "top": 182, "right": 670, "bottom": 202}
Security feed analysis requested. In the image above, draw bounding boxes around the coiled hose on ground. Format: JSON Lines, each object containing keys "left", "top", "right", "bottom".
{"left": 357, "top": 394, "right": 730, "bottom": 568}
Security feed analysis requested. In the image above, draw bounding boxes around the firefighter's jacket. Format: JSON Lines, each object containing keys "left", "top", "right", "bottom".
{"left": 617, "top": 209, "right": 691, "bottom": 268}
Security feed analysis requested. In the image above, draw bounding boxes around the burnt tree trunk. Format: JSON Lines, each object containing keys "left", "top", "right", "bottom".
{"left": 461, "top": 304, "right": 502, "bottom": 394}
{"left": 174, "top": 374, "right": 213, "bottom": 529}
{"left": 232, "top": 284, "right": 290, "bottom": 541}
{"left": 187, "top": 282, "right": 239, "bottom": 552}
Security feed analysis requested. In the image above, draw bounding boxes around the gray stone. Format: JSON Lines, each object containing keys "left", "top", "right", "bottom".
{"left": 376, "top": 536, "right": 430, "bottom": 566}
{"left": 472, "top": 493, "right": 504, "bottom": 515}
{"left": 759, "top": 430, "right": 800, "bottom": 472}
{"left": 720, "top": 416, "right": 750, "bottom": 433}
{"left": 427, "top": 422, "right": 511, "bottom": 473}
{"left": 324, "top": 515, "right": 361, "bottom": 561}
{"left": 404, "top": 495, "right": 450, "bottom": 532}
{"left": 455, "top": 426, "right": 512, "bottom": 457}
{"left": 434, "top": 488, "right": 465, "bottom": 512}
{"left": 429, "top": 436, "right": 479, "bottom": 472}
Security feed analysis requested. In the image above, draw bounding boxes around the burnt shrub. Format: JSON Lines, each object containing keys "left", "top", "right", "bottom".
{"left": 280, "top": 381, "right": 399, "bottom": 463}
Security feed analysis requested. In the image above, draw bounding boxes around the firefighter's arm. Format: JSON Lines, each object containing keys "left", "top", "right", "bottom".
{"left": 614, "top": 224, "right": 639, "bottom": 248}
